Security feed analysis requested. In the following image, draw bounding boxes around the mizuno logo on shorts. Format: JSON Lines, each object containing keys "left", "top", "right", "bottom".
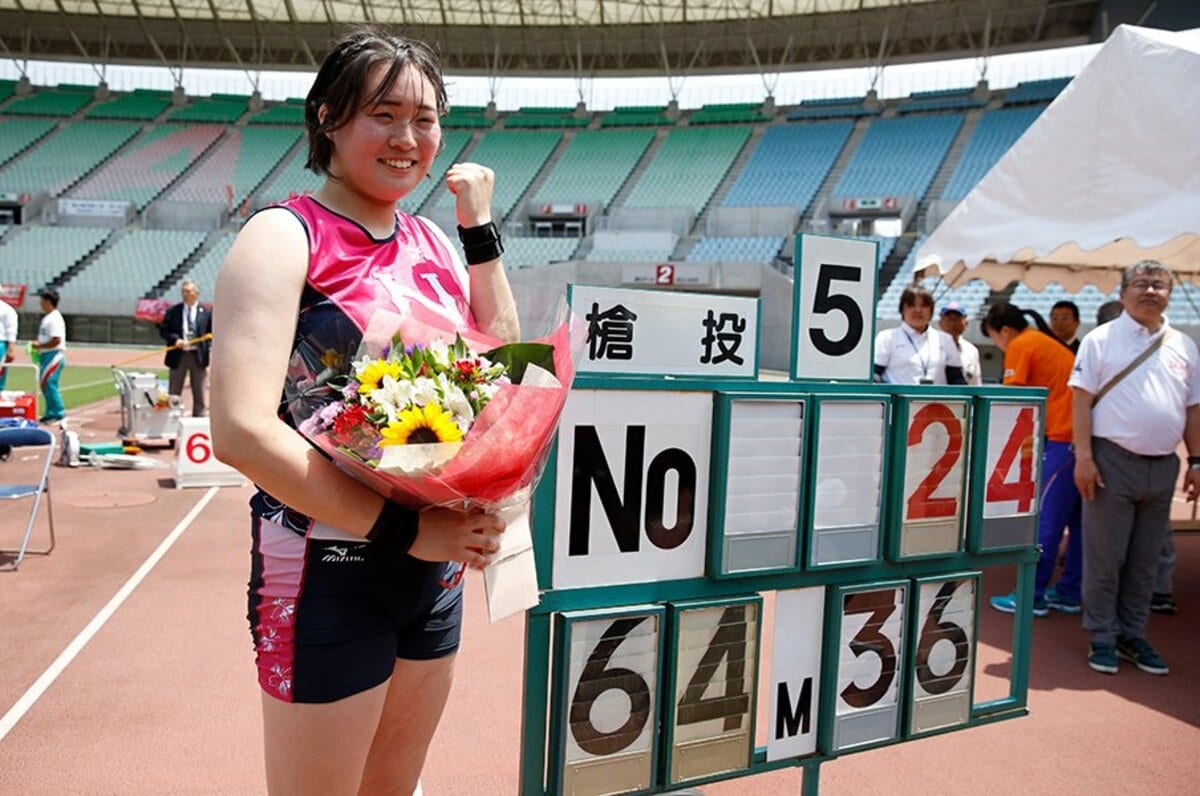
{"left": 321, "top": 544, "right": 366, "bottom": 563}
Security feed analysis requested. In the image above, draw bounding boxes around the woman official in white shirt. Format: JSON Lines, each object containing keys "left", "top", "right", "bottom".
{"left": 874, "top": 285, "right": 966, "bottom": 385}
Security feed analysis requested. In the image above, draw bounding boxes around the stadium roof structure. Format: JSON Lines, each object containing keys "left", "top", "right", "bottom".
{"left": 0, "top": 0, "right": 1111, "bottom": 77}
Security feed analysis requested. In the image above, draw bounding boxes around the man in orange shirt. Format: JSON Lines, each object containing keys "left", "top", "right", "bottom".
{"left": 981, "top": 302, "right": 1081, "bottom": 616}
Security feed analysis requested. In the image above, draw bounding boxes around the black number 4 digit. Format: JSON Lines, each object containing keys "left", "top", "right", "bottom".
{"left": 676, "top": 605, "right": 751, "bottom": 732}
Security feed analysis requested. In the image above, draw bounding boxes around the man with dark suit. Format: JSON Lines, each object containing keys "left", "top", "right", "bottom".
{"left": 159, "top": 280, "right": 211, "bottom": 417}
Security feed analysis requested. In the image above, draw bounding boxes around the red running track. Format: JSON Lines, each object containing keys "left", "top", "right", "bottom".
{"left": 1, "top": 347, "right": 1197, "bottom": 794}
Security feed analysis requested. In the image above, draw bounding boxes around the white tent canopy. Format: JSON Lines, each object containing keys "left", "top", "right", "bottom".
{"left": 915, "top": 24, "right": 1200, "bottom": 293}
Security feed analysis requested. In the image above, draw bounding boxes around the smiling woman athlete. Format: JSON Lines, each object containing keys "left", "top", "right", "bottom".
{"left": 209, "top": 28, "right": 517, "bottom": 794}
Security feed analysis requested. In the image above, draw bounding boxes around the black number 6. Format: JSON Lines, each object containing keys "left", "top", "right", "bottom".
{"left": 915, "top": 581, "right": 970, "bottom": 695}
{"left": 569, "top": 617, "right": 653, "bottom": 755}
{"left": 809, "top": 263, "right": 864, "bottom": 357}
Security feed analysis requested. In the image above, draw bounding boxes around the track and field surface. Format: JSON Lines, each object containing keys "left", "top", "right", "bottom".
{"left": 0, "top": 346, "right": 1196, "bottom": 794}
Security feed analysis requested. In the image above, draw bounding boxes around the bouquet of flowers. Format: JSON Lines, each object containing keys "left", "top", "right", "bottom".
{"left": 288, "top": 304, "right": 578, "bottom": 514}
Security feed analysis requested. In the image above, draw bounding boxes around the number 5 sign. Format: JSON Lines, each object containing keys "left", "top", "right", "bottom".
{"left": 791, "top": 234, "right": 879, "bottom": 381}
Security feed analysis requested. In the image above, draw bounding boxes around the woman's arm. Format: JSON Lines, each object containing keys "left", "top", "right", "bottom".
{"left": 446, "top": 162, "right": 519, "bottom": 342}
{"left": 209, "top": 209, "right": 388, "bottom": 535}
{"left": 209, "top": 209, "right": 502, "bottom": 564}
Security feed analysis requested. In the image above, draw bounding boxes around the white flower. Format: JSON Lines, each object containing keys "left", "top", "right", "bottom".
{"left": 426, "top": 340, "right": 452, "bottom": 368}
{"left": 410, "top": 376, "right": 441, "bottom": 407}
{"left": 371, "top": 375, "right": 417, "bottom": 422}
{"left": 440, "top": 379, "right": 475, "bottom": 431}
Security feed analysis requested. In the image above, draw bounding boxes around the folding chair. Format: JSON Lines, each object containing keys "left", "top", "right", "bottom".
{"left": 0, "top": 426, "right": 57, "bottom": 572}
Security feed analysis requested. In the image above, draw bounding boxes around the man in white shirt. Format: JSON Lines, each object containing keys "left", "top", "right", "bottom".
{"left": 937, "top": 301, "right": 982, "bottom": 385}
{"left": 873, "top": 286, "right": 966, "bottom": 385}
{"left": 0, "top": 282, "right": 17, "bottom": 392}
{"left": 1070, "top": 260, "right": 1200, "bottom": 677}
{"left": 31, "top": 288, "right": 67, "bottom": 423}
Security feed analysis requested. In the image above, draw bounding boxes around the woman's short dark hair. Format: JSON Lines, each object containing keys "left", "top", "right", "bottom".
{"left": 899, "top": 285, "right": 934, "bottom": 316}
{"left": 304, "top": 27, "right": 448, "bottom": 176}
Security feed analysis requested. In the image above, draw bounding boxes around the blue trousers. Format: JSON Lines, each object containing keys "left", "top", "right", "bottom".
{"left": 38, "top": 349, "right": 66, "bottom": 420}
{"left": 1036, "top": 440, "right": 1083, "bottom": 600}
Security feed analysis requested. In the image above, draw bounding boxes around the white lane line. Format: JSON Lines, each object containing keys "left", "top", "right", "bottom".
{"left": 0, "top": 486, "right": 220, "bottom": 742}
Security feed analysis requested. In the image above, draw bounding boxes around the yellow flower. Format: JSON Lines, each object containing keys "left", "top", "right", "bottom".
{"left": 379, "top": 403, "right": 464, "bottom": 446}
{"left": 356, "top": 359, "right": 402, "bottom": 393}
{"left": 320, "top": 349, "right": 343, "bottom": 369}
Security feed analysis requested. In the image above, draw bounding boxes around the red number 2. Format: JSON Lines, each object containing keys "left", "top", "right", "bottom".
{"left": 906, "top": 403, "right": 963, "bottom": 520}
{"left": 986, "top": 407, "right": 1036, "bottom": 512}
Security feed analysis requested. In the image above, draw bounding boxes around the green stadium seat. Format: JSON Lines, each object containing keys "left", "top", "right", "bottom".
{"left": 623, "top": 126, "right": 750, "bottom": 213}
{"left": 0, "top": 121, "right": 140, "bottom": 197}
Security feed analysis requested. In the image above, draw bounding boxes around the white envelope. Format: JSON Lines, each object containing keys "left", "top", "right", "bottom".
{"left": 483, "top": 501, "right": 541, "bottom": 623}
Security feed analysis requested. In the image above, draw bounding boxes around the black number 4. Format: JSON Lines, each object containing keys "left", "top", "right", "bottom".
{"left": 809, "top": 263, "right": 864, "bottom": 357}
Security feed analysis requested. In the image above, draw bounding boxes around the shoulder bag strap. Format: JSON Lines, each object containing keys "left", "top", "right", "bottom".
{"left": 1092, "top": 328, "right": 1177, "bottom": 407}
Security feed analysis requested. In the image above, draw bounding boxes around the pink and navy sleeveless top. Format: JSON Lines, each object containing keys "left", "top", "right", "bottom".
{"left": 250, "top": 195, "right": 475, "bottom": 532}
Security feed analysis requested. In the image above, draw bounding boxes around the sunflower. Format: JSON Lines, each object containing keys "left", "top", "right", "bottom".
{"left": 355, "top": 359, "right": 403, "bottom": 393}
{"left": 379, "top": 402, "right": 464, "bottom": 445}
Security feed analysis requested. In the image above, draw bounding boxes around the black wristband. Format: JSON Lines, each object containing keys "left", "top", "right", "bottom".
{"left": 366, "top": 500, "right": 419, "bottom": 555}
{"left": 457, "top": 221, "right": 504, "bottom": 265}
{"left": 1189, "top": 455, "right": 1200, "bottom": 467}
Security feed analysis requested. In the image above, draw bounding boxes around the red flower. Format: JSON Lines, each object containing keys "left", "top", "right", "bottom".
{"left": 456, "top": 359, "right": 479, "bottom": 381}
{"left": 332, "top": 404, "right": 369, "bottom": 445}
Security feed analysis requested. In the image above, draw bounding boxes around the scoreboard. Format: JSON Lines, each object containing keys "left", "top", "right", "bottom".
{"left": 521, "top": 236, "right": 1043, "bottom": 795}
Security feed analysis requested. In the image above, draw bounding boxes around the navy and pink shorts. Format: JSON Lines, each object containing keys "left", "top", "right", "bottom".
{"left": 247, "top": 514, "right": 463, "bottom": 704}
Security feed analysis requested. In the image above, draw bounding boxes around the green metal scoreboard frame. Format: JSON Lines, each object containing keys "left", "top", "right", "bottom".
{"left": 518, "top": 235, "right": 1046, "bottom": 795}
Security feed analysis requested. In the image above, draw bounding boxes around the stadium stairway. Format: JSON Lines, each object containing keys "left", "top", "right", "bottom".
{"left": 691, "top": 124, "right": 765, "bottom": 236}
{"left": 607, "top": 128, "right": 670, "bottom": 212}
{"left": 414, "top": 130, "right": 485, "bottom": 216}
{"left": 142, "top": 126, "right": 234, "bottom": 214}
{"left": 153, "top": 229, "right": 226, "bottom": 297}
{"left": 243, "top": 135, "right": 304, "bottom": 211}
{"left": 915, "top": 108, "right": 982, "bottom": 232}
{"left": 240, "top": 133, "right": 307, "bottom": 215}
{"left": 876, "top": 234, "right": 920, "bottom": 299}
{"left": 801, "top": 115, "right": 869, "bottom": 228}
{"left": 49, "top": 225, "right": 128, "bottom": 292}
{"left": 507, "top": 132, "right": 574, "bottom": 228}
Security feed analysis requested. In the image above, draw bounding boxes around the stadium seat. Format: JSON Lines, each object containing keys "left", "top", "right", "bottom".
{"left": 0, "top": 425, "right": 57, "bottom": 572}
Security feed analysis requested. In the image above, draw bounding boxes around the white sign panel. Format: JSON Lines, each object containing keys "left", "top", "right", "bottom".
{"left": 174, "top": 417, "right": 245, "bottom": 488}
{"left": 833, "top": 585, "right": 906, "bottom": 751}
{"left": 902, "top": 400, "right": 969, "bottom": 525}
{"left": 621, "top": 263, "right": 713, "bottom": 287}
{"left": 812, "top": 401, "right": 885, "bottom": 531}
{"left": 767, "top": 587, "right": 824, "bottom": 761}
{"left": 911, "top": 578, "right": 975, "bottom": 733}
{"left": 562, "top": 610, "right": 661, "bottom": 794}
{"left": 982, "top": 403, "right": 1041, "bottom": 518}
{"left": 57, "top": 198, "right": 131, "bottom": 217}
{"left": 571, "top": 284, "right": 757, "bottom": 378}
{"left": 792, "top": 234, "right": 878, "bottom": 381}
{"left": 668, "top": 601, "right": 758, "bottom": 784}
{"left": 554, "top": 390, "right": 711, "bottom": 589}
